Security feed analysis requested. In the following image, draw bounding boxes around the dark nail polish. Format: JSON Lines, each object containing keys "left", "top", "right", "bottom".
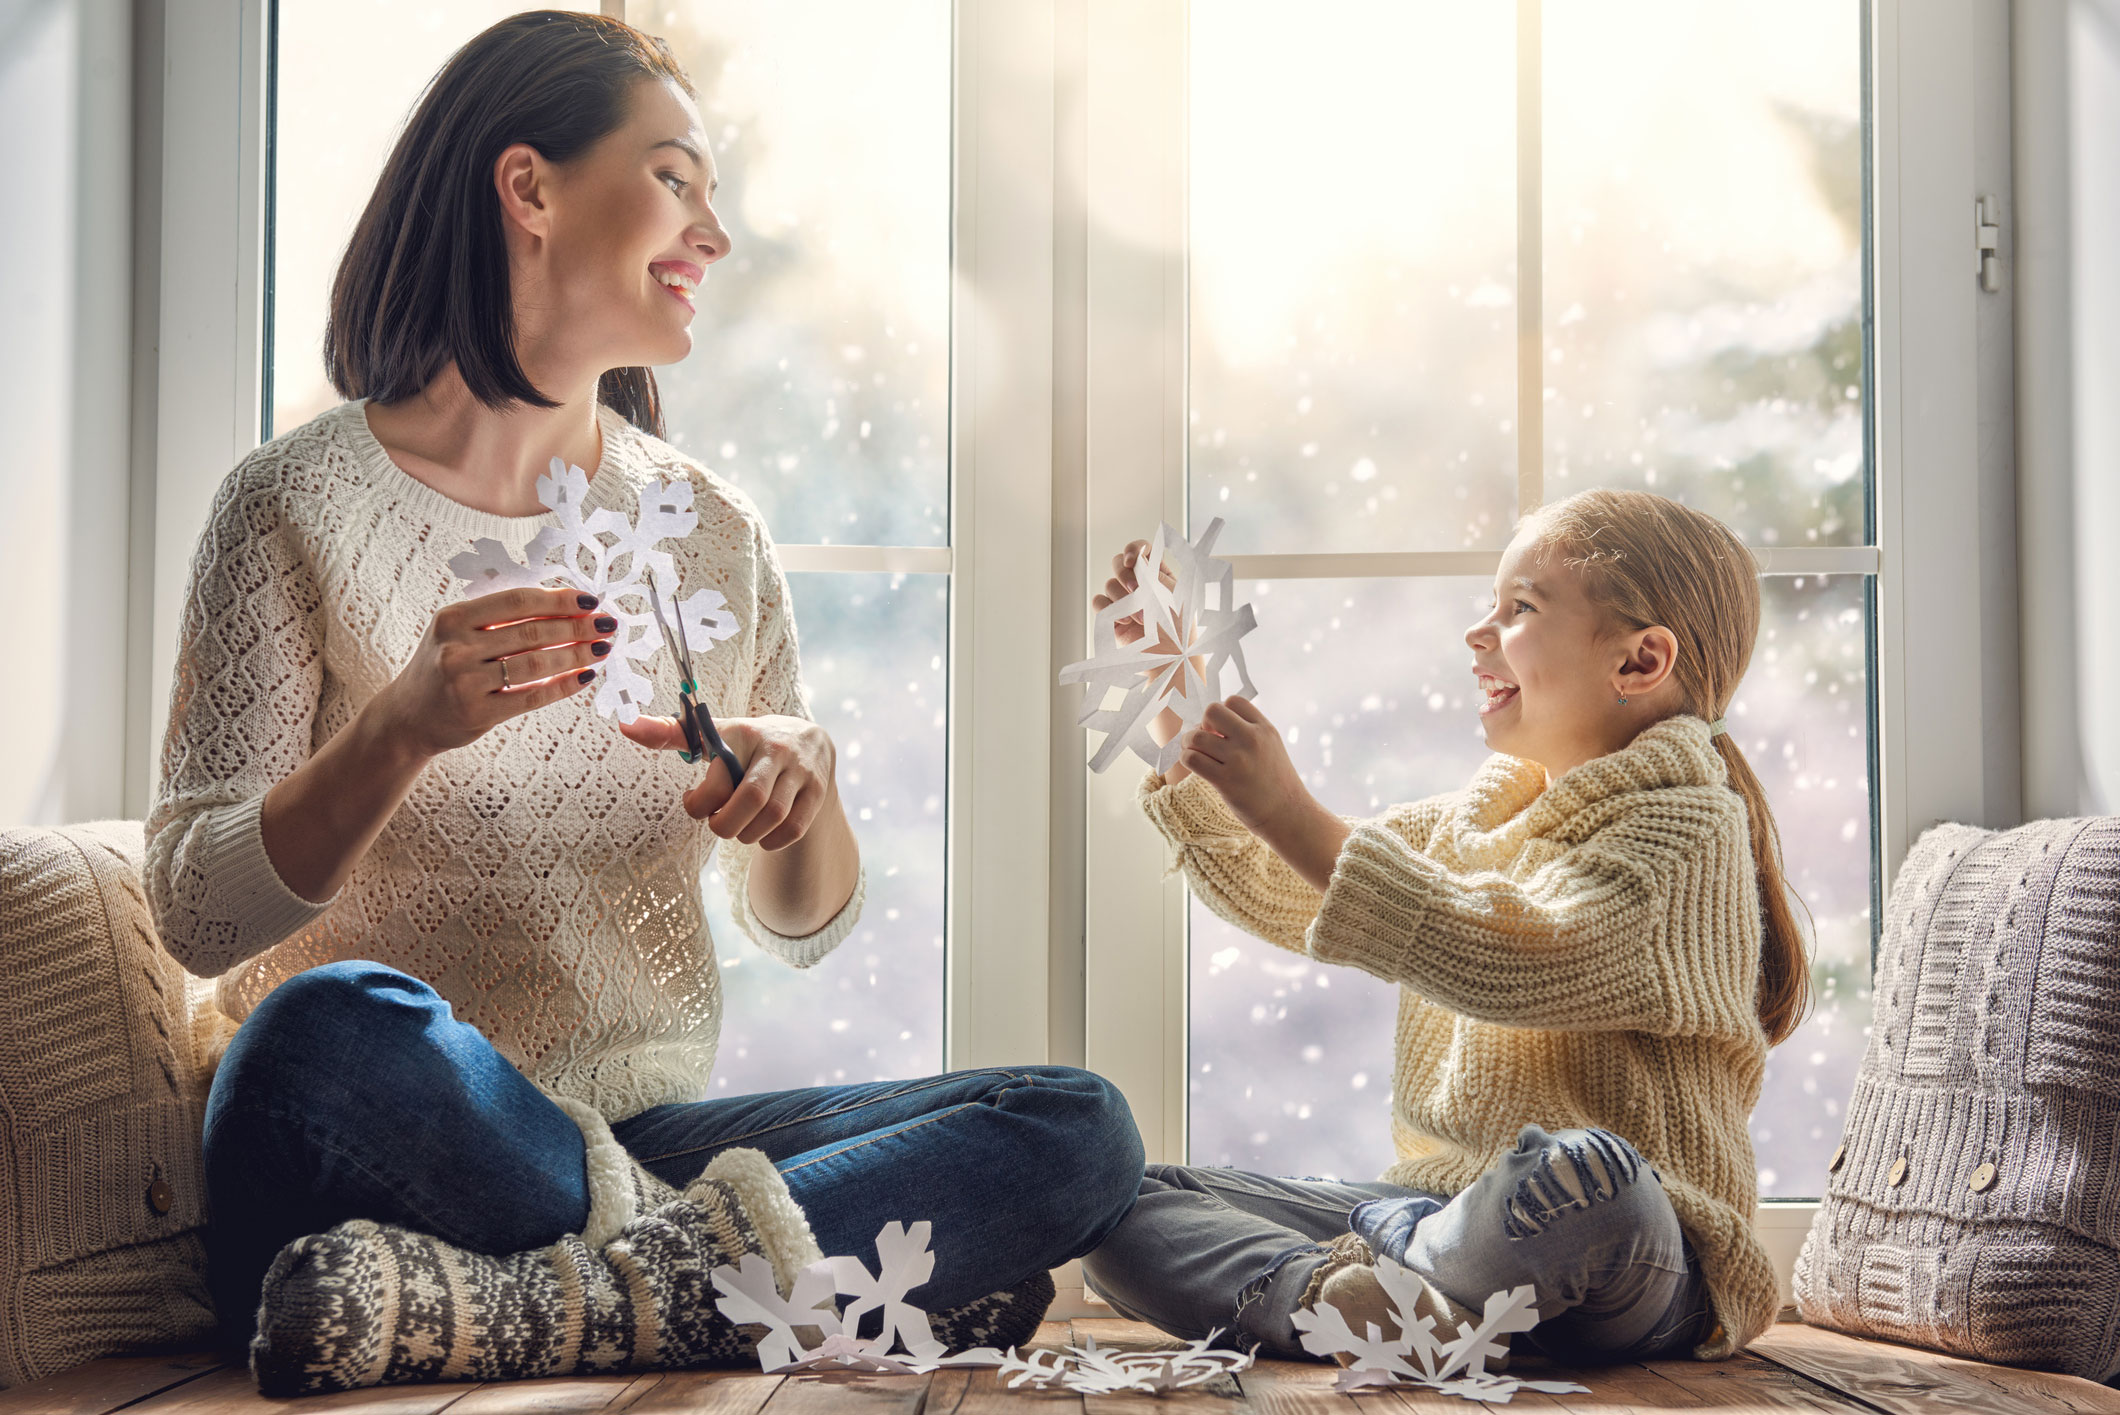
{"left": 592, "top": 640, "right": 611, "bottom": 657}
{"left": 577, "top": 669, "right": 597, "bottom": 683}
{"left": 595, "top": 616, "right": 618, "bottom": 633}
{"left": 577, "top": 593, "right": 599, "bottom": 610}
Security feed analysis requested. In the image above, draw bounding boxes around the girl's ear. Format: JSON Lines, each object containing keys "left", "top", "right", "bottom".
{"left": 1615, "top": 625, "right": 1680, "bottom": 695}
{"left": 494, "top": 142, "right": 553, "bottom": 240}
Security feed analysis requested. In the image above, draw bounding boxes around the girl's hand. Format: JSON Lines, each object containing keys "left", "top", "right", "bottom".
{"left": 621, "top": 713, "right": 839, "bottom": 849}
{"left": 1095, "top": 539, "right": 1205, "bottom": 768}
{"left": 1181, "top": 696, "right": 1351, "bottom": 891}
{"left": 1093, "top": 539, "right": 1174, "bottom": 647}
{"left": 374, "top": 587, "right": 616, "bottom": 760}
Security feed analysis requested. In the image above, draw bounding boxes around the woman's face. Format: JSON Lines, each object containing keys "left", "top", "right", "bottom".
{"left": 526, "top": 77, "right": 729, "bottom": 373}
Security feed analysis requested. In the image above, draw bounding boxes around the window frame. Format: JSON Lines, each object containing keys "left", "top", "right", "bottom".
{"left": 137, "top": 0, "right": 2018, "bottom": 1307}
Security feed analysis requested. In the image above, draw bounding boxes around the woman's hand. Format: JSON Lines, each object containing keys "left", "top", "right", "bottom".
{"left": 374, "top": 587, "right": 617, "bottom": 759}
{"left": 1181, "top": 696, "right": 1350, "bottom": 892}
{"left": 620, "top": 713, "right": 839, "bottom": 849}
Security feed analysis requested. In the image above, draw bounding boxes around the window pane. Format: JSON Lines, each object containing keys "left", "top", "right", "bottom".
{"left": 1739, "top": 574, "right": 1873, "bottom": 1198}
{"left": 1189, "top": 577, "right": 1495, "bottom": 1178}
{"left": 1542, "top": 1, "right": 1865, "bottom": 547}
{"left": 704, "top": 572, "right": 946, "bottom": 1091}
{"left": 649, "top": 5, "right": 950, "bottom": 547}
{"left": 1188, "top": 3, "right": 1518, "bottom": 556}
{"left": 270, "top": 2, "right": 594, "bottom": 435}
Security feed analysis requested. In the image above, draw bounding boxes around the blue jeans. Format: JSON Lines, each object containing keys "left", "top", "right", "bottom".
{"left": 1082, "top": 1125, "right": 1715, "bottom": 1363}
{"left": 201, "top": 960, "right": 1146, "bottom": 1354}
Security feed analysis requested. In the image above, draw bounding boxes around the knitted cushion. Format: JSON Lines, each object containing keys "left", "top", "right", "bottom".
{"left": 0, "top": 821, "right": 236, "bottom": 1387}
{"left": 1793, "top": 815, "right": 2120, "bottom": 1381}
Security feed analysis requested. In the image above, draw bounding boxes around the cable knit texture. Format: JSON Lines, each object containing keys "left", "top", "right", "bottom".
{"left": 0, "top": 821, "right": 231, "bottom": 1387}
{"left": 144, "top": 400, "right": 864, "bottom": 1124}
{"left": 1140, "top": 715, "right": 1776, "bottom": 1360}
{"left": 1792, "top": 815, "right": 2120, "bottom": 1382}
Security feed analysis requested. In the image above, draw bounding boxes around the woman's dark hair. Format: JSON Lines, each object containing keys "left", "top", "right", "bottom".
{"left": 326, "top": 10, "right": 692, "bottom": 437}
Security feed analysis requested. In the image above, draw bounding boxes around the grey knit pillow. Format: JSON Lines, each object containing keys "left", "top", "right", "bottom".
{"left": 0, "top": 822, "right": 234, "bottom": 1386}
{"left": 1793, "top": 815, "right": 2120, "bottom": 1381}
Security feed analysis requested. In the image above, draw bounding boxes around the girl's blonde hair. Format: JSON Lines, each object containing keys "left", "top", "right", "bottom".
{"left": 1520, "top": 487, "right": 1813, "bottom": 1046}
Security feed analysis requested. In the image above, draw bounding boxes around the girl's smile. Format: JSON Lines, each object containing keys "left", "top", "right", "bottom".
{"left": 1476, "top": 674, "right": 1520, "bottom": 716}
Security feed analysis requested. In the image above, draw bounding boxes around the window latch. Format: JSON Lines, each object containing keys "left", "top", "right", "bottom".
{"left": 1976, "top": 197, "right": 2001, "bottom": 293}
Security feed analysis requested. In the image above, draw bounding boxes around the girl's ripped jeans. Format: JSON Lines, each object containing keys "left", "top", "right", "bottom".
{"left": 1082, "top": 1125, "right": 1717, "bottom": 1363}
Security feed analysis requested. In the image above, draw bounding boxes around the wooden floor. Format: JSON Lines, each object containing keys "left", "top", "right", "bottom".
{"left": 10, "top": 1318, "right": 2120, "bottom": 1415}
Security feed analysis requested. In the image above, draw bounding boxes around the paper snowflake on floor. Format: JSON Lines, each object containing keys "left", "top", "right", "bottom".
{"left": 446, "top": 458, "right": 739, "bottom": 722}
{"left": 1289, "top": 1262, "right": 1590, "bottom": 1404}
{"left": 711, "top": 1221, "right": 1009, "bottom": 1377}
{"left": 997, "top": 1332, "right": 1253, "bottom": 1395}
{"left": 1058, "top": 518, "right": 1259, "bottom": 774}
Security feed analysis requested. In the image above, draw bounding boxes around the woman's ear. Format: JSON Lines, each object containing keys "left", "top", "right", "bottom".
{"left": 494, "top": 142, "right": 552, "bottom": 240}
{"left": 1616, "top": 625, "right": 1680, "bottom": 695}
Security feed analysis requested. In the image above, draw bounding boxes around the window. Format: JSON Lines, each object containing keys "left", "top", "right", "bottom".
{"left": 151, "top": 0, "right": 2014, "bottom": 1287}
{"left": 267, "top": 0, "right": 956, "bottom": 1090}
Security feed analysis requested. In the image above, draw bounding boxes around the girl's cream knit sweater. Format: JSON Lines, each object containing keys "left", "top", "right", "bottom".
{"left": 1140, "top": 714, "right": 1778, "bottom": 1359}
{"left": 145, "top": 401, "right": 864, "bottom": 1124}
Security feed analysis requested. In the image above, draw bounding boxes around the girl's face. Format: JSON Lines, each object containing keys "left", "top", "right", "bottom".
{"left": 511, "top": 78, "right": 730, "bottom": 374}
{"left": 1463, "top": 527, "right": 1677, "bottom": 784}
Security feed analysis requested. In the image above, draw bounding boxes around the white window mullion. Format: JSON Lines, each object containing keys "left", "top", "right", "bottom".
{"left": 1081, "top": 0, "right": 1189, "bottom": 1163}
{"left": 946, "top": 0, "right": 1060, "bottom": 1071}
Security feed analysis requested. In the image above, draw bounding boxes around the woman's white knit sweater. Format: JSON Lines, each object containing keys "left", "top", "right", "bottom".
{"left": 1140, "top": 715, "right": 1777, "bottom": 1360}
{"left": 144, "top": 400, "right": 864, "bottom": 1123}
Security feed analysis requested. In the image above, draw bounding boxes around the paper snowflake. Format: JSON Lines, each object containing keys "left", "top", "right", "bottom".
{"left": 1289, "top": 1263, "right": 1591, "bottom": 1404}
{"left": 709, "top": 1252, "right": 843, "bottom": 1373}
{"left": 996, "top": 1332, "right": 1253, "bottom": 1395}
{"left": 446, "top": 458, "right": 740, "bottom": 722}
{"left": 1058, "top": 518, "right": 1259, "bottom": 774}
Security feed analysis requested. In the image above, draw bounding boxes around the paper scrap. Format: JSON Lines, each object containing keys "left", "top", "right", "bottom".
{"left": 446, "top": 458, "right": 739, "bottom": 722}
{"left": 1058, "top": 518, "right": 1259, "bottom": 774}
{"left": 997, "top": 1331, "right": 1253, "bottom": 1395}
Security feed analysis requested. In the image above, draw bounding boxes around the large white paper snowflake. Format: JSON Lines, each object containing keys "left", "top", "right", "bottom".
{"left": 1289, "top": 1263, "right": 1591, "bottom": 1404}
{"left": 1058, "top": 517, "right": 1259, "bottom": 774}
{"left": 710, "top": 1252, "right": 844, "bottom": 1374}
{"left": 446, "top": 458, "right": 740, "bottom": 723}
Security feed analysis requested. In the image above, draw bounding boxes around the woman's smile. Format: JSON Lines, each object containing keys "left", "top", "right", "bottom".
{"left": 651, "top": 260, "right": 703, "bottom": 313}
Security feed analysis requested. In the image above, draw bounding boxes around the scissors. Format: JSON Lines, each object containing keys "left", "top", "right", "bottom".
{"left": 646, "top": 578, "right": 745, "bottom": 787}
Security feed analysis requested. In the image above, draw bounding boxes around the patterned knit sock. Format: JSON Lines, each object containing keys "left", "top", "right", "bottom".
{"left": 248, "top": 1094, "right": 827, "bottom": 1397}
{"left": 925, "top": 1267, "right": 1056, "bottom": 1354}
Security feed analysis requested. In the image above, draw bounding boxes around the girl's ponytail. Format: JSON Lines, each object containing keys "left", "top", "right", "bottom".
{"left": 1523, "top": 488, "right": 1814, "bottom": 1047}
{"left": 1712, "top": 734, "right": 1811, "bottom": 1045}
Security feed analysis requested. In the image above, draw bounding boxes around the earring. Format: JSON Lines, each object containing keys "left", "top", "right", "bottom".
{"left": 1616, "top": 692, "right": 1628, "bottom": 705}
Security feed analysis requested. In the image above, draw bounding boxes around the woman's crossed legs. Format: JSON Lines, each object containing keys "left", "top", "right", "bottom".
{"left": 202, "top": 960, "right": 1145, "bottom": 1354}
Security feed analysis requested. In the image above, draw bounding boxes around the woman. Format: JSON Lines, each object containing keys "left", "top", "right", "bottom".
{"left": 146, "top": 12, "right": 1141, "bottom": 1393}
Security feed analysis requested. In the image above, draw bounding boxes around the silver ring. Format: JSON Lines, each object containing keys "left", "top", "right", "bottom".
{"left": 498, "top": 657, "right": 511, "bottom": 690}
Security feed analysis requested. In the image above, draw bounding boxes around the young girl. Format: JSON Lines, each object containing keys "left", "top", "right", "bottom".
{"left": 1081, "top": 488, "right": 1804, "bottom": 1367}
